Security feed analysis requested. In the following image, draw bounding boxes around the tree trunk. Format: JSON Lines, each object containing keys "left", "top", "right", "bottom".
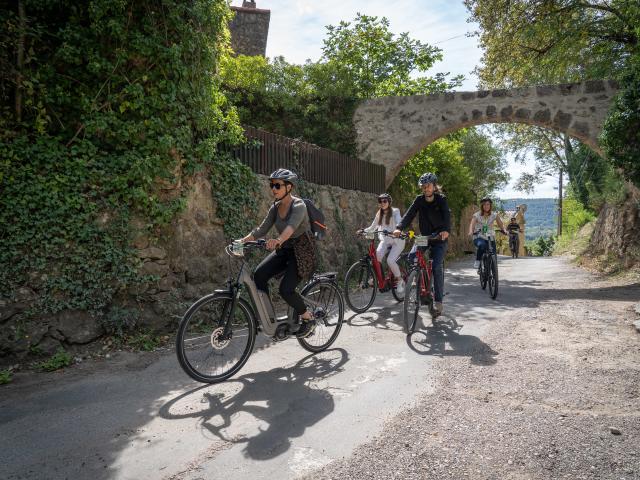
{"left": 15, "top": 0, "right": 26, "bottom": 123}
{"left": 557, "top": 169, "right": 563, "bottom": 237}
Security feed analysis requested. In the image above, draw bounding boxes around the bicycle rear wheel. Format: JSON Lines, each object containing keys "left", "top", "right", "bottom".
{"left": 297, "top": 279, "right": 345, "bottom": 352}
{"left": 403, "top": 269, "right": 421, "bottom": 333}
{"left": 176, "top": 293, "right": 256, "bottom": 384}
{"left": 344, "top": 261, "right": 376, "bottom": 313}
{"left": 489, "top": 255, "right": 499, "bottom": 299}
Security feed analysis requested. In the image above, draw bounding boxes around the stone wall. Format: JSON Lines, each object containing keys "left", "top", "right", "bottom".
{"left": 588, "top": 183, "right": 640, "bottom": 267}
{"left": 229, "top": 2, "right": 270, "bottom": 57}
{"left": 0, "top": 174, "right": 477, "bottom": 359}
{"left": 354, "top": 81, "right": 619, "bottom": 186}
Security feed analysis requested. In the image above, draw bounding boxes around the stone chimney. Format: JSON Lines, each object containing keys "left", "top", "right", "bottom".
{"left": 229, "top": 2, "right": 270, "bottom": 57}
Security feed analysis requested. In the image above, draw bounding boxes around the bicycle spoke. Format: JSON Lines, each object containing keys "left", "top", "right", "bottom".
{"left": 298, "top": 280, "right": 344, "bottom": 352}
{"left": 177, "top": 294, "right": 255, "bottom": 383}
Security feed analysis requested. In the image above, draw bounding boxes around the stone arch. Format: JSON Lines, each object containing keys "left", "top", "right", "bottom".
{"left": 353, "top": 81, "right": 619, "bottom": 186}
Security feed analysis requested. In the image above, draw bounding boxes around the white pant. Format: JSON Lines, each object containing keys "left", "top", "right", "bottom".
{"left": 376, "top": 238, "right": 405, "bottom": 278}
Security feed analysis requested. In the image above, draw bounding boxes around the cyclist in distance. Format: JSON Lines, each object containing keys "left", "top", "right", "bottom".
{"left": 359, "top": 193, "right": 406, "bottom": 294}
{"left": 393, "top": 172, "right": 450, "bottom": 314}
{"left": 468, "top": 198, "right": 508, "bottom": 269}
{"left": 239, "top": 168, "right": 315, "bottom": 337}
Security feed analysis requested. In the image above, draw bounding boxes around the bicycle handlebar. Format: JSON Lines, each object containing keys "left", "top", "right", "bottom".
{"left": 356, "top": 229, "right": 440, "bottom": 241}
{"left": 226, "top": 239, "right": 267, "bottom": 257}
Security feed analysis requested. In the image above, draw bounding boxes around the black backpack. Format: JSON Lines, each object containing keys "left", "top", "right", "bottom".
{"left": 303, "top": 199, "right": 327, "bottom": 239}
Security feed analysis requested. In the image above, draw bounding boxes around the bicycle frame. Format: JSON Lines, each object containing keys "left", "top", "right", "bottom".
{"left": 413, "top": 247, "right": 434, "bottom": 298}
{"left": 362, "top": 238, "right": 399, "bottom": 290}
{"left": 223, "top": 248, "right": 328, "bottom": 338}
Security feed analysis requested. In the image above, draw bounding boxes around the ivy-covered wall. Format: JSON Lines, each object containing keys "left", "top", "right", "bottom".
{"left": 0, "top": 2, "right": 241, "bottom": 329}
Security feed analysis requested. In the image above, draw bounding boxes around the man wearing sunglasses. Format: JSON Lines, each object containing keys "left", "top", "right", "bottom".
{"left": 239, "top": 169, "right": 315, "bottom": 337}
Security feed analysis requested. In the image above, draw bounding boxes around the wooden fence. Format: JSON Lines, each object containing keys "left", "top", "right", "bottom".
{"left": 225, "top": 126, "right": 385, "bottom": 194}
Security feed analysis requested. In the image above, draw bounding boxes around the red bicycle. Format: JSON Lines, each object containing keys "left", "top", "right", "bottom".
{"left": 403, "top": 232, "right": 442, "bottom": 333}
{"left": 343, "top": 229, "right": 409, "bottom": 313}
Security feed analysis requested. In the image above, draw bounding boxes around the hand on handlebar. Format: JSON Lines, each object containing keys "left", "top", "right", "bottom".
{"left": 392, "top": 229, "right": 402, "bottom": 238}
{"left": 266, "top": 238, "right": 281, "bottom": 250}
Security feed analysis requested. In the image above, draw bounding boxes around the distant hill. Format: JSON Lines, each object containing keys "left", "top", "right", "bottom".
{"left": 500, "top": 198, "right": 557, "bottom": 240}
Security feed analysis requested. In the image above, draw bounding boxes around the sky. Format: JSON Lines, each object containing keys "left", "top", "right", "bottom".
{"left": 231, "top": 0, "right": 561, "bottom": 199}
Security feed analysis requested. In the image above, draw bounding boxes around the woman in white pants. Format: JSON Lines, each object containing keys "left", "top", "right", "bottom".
{"left": 363, "top": 193, "right": 406, "bottom": 294}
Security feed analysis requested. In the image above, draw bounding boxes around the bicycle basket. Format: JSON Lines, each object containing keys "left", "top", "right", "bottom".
{"left": 364, "top": 231, "right": 376, "bottom": 240}
{"left": 414, "top": 236, "right": 430, "bottom": 247}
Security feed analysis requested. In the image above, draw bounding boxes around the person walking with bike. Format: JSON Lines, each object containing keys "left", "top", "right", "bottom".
{"left": 239, "top": 169, "right": 315, "bottom": 338}
{"left": 393, "top": 172, "right": 450, "bottom": 314}
{"left": 360, "top": 193, "right": 406, "bottom": 294}
{"left": 468, "top": 198, "right": 507, "bottom": 269}
{"left": 507, "top": 216, "right": 521, "bottom": 258}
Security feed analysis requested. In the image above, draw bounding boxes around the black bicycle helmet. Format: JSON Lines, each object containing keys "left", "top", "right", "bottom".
{"left": 418, "top": 172, "right": 438, "bottom": 186}
{"left": 269, "top": 168, "right": 298, "bottom": 186}
{"left": 377, "top": 193, "right": 392, "bottom": 202}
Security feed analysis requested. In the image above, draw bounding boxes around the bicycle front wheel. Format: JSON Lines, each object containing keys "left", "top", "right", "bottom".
{"left": 403, "top": 269, "right": 421, "bottom": 333}
{"left": 176, "top": 293, "right": 256, "bottom": 384}
{"left": 298, "top": 278, "right": 345, "bottom": 352}
{"left": 344, "top": 261, "right": 376, "bottom": 313}
{"left": 480, "top": 257, "right": 488, "bottom": 290}
{"left": 489, "top": 255, "right": 499, "bottom": 299}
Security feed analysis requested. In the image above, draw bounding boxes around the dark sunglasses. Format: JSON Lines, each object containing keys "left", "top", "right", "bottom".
{"left": 378, "top": 199, "right": 389, "bottom": 203}
{"left": 269, "top": 182, "right": 286, "bottom": 190}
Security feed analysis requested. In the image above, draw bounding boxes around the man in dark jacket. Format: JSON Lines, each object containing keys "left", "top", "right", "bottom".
{"left": 393, "top": 172, "right": 450, "bottom": 314}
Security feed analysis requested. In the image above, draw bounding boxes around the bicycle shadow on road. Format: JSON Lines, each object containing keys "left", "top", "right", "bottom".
{"left": 159, "top": 348, "right": 349, "bottom": 461}
{"left": 346, "top": 303, "right": 405, "bottom": 332}
{"left": 406, "top": 319, "right": 498, "bottom": 366}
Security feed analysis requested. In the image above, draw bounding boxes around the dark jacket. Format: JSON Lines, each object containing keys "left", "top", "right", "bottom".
{"left": 507, "top": 222, "right": 520, "bottom": 233}
{"left": 397, "top": 193, "right": 451, "bottom": 240}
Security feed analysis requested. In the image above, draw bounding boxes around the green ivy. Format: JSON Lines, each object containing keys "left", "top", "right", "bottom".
{"left": 37, "top": 348, "right": 73, "bottom": 372}
{"left": 0, "top": 369, "right": 12, "bottom": 385}
{"left": 0, "top": 1, "right": 242, "bottom": 314}
{"left": 211, "top": 158, "right": 260, "bottom": 240}
{"left": 601, "top": 54, "right": 640, "bottom": 188}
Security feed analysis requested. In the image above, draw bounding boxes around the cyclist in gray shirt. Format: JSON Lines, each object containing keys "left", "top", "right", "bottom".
{"left": 240, "top": 169, "right": 314, "bottom": 337}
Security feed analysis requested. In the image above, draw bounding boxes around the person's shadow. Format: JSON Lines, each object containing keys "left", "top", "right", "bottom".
{"left": 406, "top": 318, "right": 498, "bottom": 366}
{"left": 159, "top": 349, "right": 349, "bottom": 460}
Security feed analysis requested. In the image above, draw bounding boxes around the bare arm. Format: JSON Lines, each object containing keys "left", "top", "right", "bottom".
{"left": 266, "top": 226, "right": 295, "bottom": 250}
{"left": 468, "top": 216, "right": 477, "bottom": 236}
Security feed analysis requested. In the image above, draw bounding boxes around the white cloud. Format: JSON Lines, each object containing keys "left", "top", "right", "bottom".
{"left": 496, "top": 152, "right": 564, "bottom": 200}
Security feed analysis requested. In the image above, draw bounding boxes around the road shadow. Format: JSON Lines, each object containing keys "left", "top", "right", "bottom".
{"left": 406, "top": 318, "right": 498, "bottom": 366}
{"left": 159, "top": 348, "right": 349, "bottom": 461}
{"left": 346, "top": 300, "right": 405, "bottom": 331}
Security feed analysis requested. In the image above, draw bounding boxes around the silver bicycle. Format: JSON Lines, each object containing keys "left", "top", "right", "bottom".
{"left": 176, "top": 240, "right": 345, "bottom": 383}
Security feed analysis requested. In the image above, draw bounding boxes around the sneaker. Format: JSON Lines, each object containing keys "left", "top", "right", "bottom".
{"left": 295, "top": 319, "right": 316, "bottom": 338}
{"left": 434, "top": 302, "right": 443, "bottom": 314}
{"left": 395, "top": 279, "right": 405, "bottom": 295}
{"left": 473, "top": 260, "right": 480, "bottom": 269}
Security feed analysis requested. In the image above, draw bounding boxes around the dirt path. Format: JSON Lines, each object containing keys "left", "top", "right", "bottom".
{"left": 307, "top": 258, "right": 640, "bottom": 479}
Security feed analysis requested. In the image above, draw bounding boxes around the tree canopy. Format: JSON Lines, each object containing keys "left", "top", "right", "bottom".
{"left": 465, "top": 0, "right": 639, "bottom": 87}
{"left": 221, "top": 13, "right": 463, "bottom": 155}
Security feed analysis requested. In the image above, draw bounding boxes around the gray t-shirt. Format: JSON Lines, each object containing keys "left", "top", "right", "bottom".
{"left": 251, "top": 197, "right": 310, "bottom": 240}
